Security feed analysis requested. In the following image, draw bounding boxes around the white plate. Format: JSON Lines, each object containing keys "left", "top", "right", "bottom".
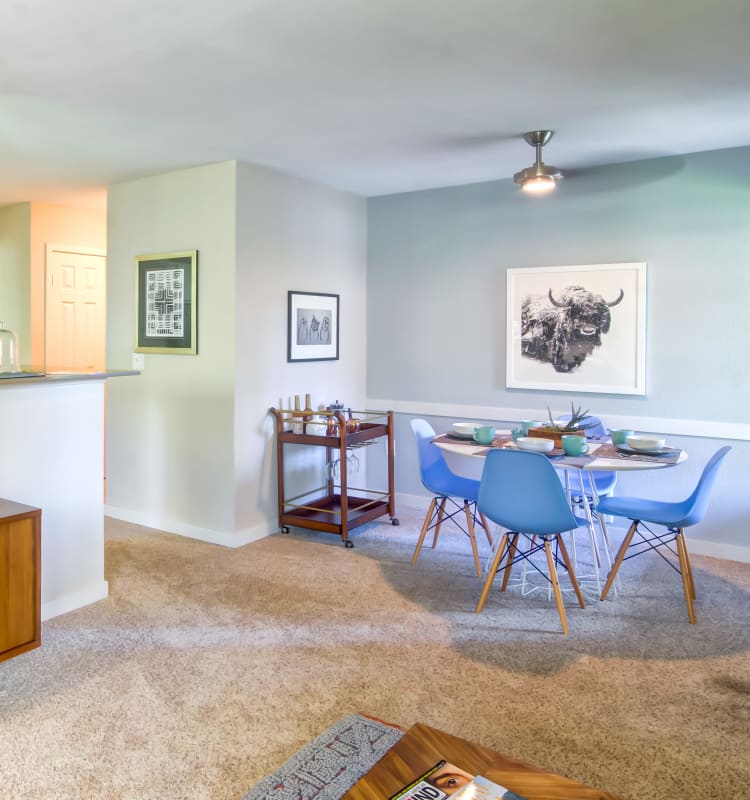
{"left": 452, "top": 422, "right": 479, "bottom": 438}
{"left": 516, "top": 436, "right": 555, "bottom": 453}
{"left": 626, "top": 434, "right": 667, "bottom": 451}
{"left": 616, "top": 443, "right": 675, "bottom": 457}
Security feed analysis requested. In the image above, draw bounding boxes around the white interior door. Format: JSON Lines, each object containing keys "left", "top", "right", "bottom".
{"left": 45, "top": 245, "right": 106, "bottom": 370}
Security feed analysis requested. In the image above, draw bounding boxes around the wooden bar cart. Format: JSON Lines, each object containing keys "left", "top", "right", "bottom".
{"left": 269, "top": 407, "right": 398, "bottom": 547}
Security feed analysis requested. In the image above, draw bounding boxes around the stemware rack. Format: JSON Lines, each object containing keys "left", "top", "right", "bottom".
{"left": 268, "top": 407, "right": 398, "bottom": 547}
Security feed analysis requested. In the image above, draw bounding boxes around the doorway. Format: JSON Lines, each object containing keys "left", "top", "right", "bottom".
{"left": 45, "top": 244, "right": 106, "bottom": 371}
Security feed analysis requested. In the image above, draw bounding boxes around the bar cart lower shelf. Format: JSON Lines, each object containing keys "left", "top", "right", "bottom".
{"left": 270, "top": 407, "right": 398, "bottom": 547}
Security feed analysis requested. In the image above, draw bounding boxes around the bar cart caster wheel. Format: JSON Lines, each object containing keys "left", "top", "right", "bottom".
{"left": 391, "top": 518, "right": 400, "bottom": 526}
{"left": 281, "top": 526, "right": 290, "bottom": 534}
{"left": 344, "top": 540, "right": 354, "bottom": 548}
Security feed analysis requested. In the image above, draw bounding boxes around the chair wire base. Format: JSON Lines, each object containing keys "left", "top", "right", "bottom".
{"left": 476, "top": 530, "right": 585, "bottom": 634}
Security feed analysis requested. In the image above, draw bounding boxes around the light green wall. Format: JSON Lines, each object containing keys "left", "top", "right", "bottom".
{"left": 0, "top": 203, "right": 32, "bottom": 363}
{"left": 106, "top": 161, "right": 238, "bottom": 536}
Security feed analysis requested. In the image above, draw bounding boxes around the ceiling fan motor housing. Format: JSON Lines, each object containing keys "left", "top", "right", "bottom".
{"left": 514, "top": 130, "right": 563, "bottom": 188}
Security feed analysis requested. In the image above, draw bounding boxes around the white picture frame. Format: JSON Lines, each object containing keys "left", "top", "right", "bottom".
{"left": 506, "top": 262, "right": 647, "bottom": 395}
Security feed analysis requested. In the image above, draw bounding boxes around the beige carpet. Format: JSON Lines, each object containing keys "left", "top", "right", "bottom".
{"left": 1, "top": 510, "right": 749, "bottom": 800}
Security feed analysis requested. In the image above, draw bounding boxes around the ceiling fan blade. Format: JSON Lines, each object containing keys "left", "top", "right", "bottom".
{"left": 415, "top": 131, "right": 519, "bottom": 153}
{"left": 561, "top": 155, "right": 686, "bottom": 190}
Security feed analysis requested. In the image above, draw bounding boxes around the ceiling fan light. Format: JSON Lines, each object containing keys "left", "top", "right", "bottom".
{"left": 521, "top": 175, "right": 557, "bottom": 193}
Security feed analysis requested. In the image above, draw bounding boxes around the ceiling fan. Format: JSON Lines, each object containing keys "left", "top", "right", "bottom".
{"left": 513, "top": 130, "right": 563, "bottom": 193}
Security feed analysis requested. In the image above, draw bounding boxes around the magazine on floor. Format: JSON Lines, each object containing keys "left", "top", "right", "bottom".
{"left": 389, "top": 760, "right": 527, "bottom": 800}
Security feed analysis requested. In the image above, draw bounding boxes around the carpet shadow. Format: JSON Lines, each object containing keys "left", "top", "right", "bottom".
{"left": 344, "top": 516, "right": 750, "bottom": 676}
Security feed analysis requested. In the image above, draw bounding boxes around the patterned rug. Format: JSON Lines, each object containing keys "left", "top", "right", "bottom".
{"left": 243, "top": 713, "right": 404, "bottom": 799}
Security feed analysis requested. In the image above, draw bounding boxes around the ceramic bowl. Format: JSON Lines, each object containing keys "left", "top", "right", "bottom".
{"left": 516, "top": 436, "right": 554, "bottom": 453}
{"left": 452, "top": 422, "right": 479, "bottom": 438}
{"left": 626, "top": 434, "right": 666, "bottom": 451}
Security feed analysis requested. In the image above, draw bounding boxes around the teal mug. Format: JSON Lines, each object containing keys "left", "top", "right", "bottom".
{"left": 562, "top": 434, "right": 589, "bottom": 456}
{"left": 610, "top": 429, "right": 634, "bottom": 445}
{"left": 473, "top": 425, "right": 495, "bottom": 445}
{"left": 521, "top": 420, "right": 542, "bottom": 435}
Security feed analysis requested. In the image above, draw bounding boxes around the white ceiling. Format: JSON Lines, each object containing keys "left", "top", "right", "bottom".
{"left": 1, "top": 0, "right": 749, "bottom": 210}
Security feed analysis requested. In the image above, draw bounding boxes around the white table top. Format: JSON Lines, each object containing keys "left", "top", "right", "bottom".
{"left": 434, "top": 436, "right": 688, "bottom": 471}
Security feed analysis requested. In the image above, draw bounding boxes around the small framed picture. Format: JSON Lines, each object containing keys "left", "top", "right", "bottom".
{"left": 287, "top": 291, "right": 339, "bottom": 362}
{"left": 134, "top": 251, "right": 197, "bottom": 354}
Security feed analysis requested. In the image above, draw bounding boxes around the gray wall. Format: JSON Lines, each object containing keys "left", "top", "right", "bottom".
{"left": 366, "top": 147, "right": 750, "bottom": 556}
{"left": 234, "top": 161, "right": 367, "bottom": 536}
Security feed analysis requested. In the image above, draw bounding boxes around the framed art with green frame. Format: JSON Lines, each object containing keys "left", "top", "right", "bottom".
{"left": 134, "top": 250, "right": 198, "bottom": 354}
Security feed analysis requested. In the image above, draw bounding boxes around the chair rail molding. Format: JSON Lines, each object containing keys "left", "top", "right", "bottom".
{"left": 367, "top": 398, "right": 750, "bottom": 442}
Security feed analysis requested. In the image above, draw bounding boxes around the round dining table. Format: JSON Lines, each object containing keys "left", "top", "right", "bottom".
{"left": 432, "top": 431, "right": 688, "bottom": 595}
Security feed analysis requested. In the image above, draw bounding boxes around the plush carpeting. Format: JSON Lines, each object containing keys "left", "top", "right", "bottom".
{"left": 0, "top": 509, "right": 749, "bottom": 800}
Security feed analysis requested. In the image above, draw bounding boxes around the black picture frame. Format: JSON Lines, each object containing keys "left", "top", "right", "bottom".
{"left": 287, "top": 291, "right": 339, "bottom": 362}
{"left": 134, "top": 250, "right": 198, "bottom": 354}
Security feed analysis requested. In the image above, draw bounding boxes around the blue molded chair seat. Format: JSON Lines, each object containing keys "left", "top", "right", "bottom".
{"left": 410, "top": 419, "right": 493, "bottom": 577}
{"left": 475, "top": 448, "right": 586, "bottom": 634}
{"left": 597, "top": 446, "right": 731, "bottom": 623}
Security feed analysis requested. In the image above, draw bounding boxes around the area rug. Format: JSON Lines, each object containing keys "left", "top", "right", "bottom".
{"left": 243, "top": 713, "right": 404, "bottom": 800}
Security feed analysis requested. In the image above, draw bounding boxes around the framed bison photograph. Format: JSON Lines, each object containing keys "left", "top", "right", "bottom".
{"left": 506, "top": 262, "right": 647, "bottom": 395}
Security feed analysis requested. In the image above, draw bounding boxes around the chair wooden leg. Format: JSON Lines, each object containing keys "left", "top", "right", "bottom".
{"left": 500, "top": 533, "right": 518, "bottom": 592}
{"left": 544, "top": 539, "right": 569, "bottom": 635}
{"left": 412, "top": 497, "right": 436, "bottom": 566}
{"left": 464, "top": 501, "right": 482, "bottom": 578}
{"left": 675, "top": 529, "right": 696, "bottom": 624}
{"left": 679, "top": 529, "right": 697, "bottom": 600}
{"left": 432, "top": 497, "right": 447, "bottom": 548}
{"left": 476, "top": 532, "right": 508, "bottom": 613}
{"left": 478, "top": 511, "right": 494, "bottom": 547}
{"left": 556, "top": 535, "right": 586, "bottom": 609}
{"left": 600, "top": 520, "right": 638, "bottom": 601}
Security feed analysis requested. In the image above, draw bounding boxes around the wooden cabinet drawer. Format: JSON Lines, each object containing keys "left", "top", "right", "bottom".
{"left": 0, "top": 501, "right": 41, "bottom": 662}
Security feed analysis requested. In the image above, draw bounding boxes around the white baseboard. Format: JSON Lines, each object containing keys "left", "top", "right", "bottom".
{"left": 104, "top": 505, "right": 273, "bottom": 548}
{"left": 395, "top": 493, "right": 750, "bottom": 564}
{"left": 686, "top": 538, "right": 750, "bottom": 564}
{"left": 42, "top": 580, "right": 109, "bottom": 621}
{"left": 397, "top": 491, "right": 431, "bottom": 511}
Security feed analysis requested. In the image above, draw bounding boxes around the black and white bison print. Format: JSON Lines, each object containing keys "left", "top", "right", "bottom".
{"left": 521, "top": 285, "right": 624, "bottom": 373}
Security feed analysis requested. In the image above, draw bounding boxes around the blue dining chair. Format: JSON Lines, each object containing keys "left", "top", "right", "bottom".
{"left": 410, "top": 419, "right": 493, "bottom": 577}
{"left": 598, "top": 446, "right": 731, "bottom": 623}
{"left": 475, "top": 448, "right": 586, "bottom": 634}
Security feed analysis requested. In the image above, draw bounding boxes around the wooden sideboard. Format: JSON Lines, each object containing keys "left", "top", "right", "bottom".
{"left": 0, "top": 499, "right": 41, "bottom": 662}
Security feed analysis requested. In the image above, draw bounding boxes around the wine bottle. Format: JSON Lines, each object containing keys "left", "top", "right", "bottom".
{"left": 303, "top": 392, "right": 313, "bottom": 433}
{"left": 292, "top": 395, "right": 303, "bottom": 434}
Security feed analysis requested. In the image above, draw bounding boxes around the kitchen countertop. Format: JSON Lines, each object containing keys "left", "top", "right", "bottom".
{"left": 0, "top": 369, "right": 140, "bottom": 385}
